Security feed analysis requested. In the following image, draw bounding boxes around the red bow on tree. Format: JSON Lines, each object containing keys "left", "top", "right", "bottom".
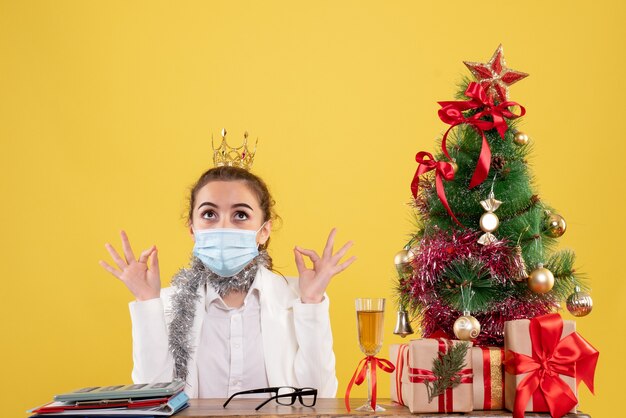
{"left": 438, "top": 82, "right": 526, "bottom": 189}
{"left": 411, "top": 151, "right": 461, "bottom": 226}
{"left": 504, "top": 313, "right": 599, "bottom": 418}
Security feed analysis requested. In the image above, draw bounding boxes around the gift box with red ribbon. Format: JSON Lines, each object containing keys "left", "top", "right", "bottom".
{"left": 503, "top": 313, "right": 599, "bottom": 418}
{"left": 471, "top": 346, "right": 505, "bottom": 410}
{"left": 391, "top": 338, "right": 474, "bottom": 413}
{"left": 389, "top": 343, "right": 411, "bottom": 407}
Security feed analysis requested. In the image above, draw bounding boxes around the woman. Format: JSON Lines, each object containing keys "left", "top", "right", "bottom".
{"left": 99, "top": 166, "right": 355, "bottom": 398}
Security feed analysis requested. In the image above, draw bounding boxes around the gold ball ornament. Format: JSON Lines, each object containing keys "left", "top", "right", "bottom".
{"left": 453, "top": 313, "right": 481, "bottom": 341}
{"left": 513, "top": 131, "right": 530, "bottom": 145}
{"left": 566, "top": 287, "right": 593, "bottom": 317}
{"left": 394, "top": 248, "right": 416, "bottom": 276}
{"left": 479, "top": 212, "right": 500, "bottom": 233}
{"left": 545, "top": 212, "right": 567, "bottom": 238}
{"left": 527, "top": 265, "right": 555, "bottom": 294}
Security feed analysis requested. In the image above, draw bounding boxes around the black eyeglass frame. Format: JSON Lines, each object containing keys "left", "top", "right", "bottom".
{"left": 222, "top": 386, "right": 318, "bottom": 411}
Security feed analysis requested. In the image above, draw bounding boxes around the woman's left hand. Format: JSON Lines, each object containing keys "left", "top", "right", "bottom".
{"left": 294, "top": 228, "right": 356, "bottom": 304}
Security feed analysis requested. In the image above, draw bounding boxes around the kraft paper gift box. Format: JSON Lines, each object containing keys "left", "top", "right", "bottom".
{"left": 401, "top": 338, "right": 474, "bottom": 413}
{"left": 503, "top": 313, "right": 598, "bottom": 418}
{"left": 389, "top": 343, "right": 412, "bottom": 406}
{"left": 471, "top": 346, "right": 505, "bottom": 410}
{"left": 504, "top": 316, "right": 576, "bottom": 415}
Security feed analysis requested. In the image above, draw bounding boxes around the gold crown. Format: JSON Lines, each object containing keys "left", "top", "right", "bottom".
{"left": 211, "top": 128, "right": 258, "bottom": 170}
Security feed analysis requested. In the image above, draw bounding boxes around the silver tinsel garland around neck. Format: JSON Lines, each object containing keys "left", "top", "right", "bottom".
{"left": 168, "top": 251, "right": 270, "bottom": 380}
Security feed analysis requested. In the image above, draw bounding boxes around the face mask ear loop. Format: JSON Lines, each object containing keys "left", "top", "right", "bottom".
{"left": 256, "top": 221, "right": 269, "bottom": 249}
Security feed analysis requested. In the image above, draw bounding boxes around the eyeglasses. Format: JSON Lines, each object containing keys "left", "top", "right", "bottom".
{"left": 222, "top": 386, "right": 318, "bottom": 411}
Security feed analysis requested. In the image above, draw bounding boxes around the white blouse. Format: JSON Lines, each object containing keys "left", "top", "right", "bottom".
{"left": 195, "top": 280, "right": 269, "bottom": 398}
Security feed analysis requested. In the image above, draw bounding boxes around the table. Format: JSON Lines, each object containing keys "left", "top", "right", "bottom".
{"left": 176, "top": 398, "right": 591, "bottom": 417}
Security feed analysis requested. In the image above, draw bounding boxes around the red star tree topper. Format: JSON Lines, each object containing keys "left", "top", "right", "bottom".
{"left": 463, "top": 44, "right": 528, "bottom": 103}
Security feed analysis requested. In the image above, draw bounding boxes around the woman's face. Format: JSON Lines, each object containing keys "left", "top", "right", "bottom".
{"left": 190, "top": 180, "right": 271, "bottom": 245}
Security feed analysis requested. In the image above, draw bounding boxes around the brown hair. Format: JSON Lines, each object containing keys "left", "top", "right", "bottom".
{"left": 187, "top": 166, "right": 279, "bottom": 268}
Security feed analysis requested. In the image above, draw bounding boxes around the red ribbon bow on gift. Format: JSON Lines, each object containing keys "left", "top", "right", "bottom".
{"left": 438, "top": 81, "right": 526, "bottom": 189}
{"left": 411, "top": 151, "right": 461, "bottom": 226}
{"left": 504, "top": 313, "right": 599, "bottom": 418}
{"left": 344, "top": 356, "right": 395, "bottom": 412}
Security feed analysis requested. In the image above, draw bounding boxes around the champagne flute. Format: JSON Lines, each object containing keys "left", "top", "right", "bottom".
{"left": 355, "top": 298, "right": 386, "bottom": 412}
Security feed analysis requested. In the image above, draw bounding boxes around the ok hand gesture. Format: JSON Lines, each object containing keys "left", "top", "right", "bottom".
{"left": 294, "top": 228, "right": 356, "bottom": 304}
{"left": 99, "top": 231, "right": 161, "bottom": 301}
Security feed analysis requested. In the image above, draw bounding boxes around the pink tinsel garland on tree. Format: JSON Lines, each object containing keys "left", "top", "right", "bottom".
{"left": 405, "top": 230, "right": 556, "bottom": 346}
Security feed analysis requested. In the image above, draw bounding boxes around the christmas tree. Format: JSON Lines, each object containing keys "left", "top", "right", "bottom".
{"left": 396, "top": 45, "right": 593, "bottom": 346}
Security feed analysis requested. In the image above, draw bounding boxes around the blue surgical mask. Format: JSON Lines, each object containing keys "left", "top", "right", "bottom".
{"left": 192, "top": 223, "right": 267, "bottom": 277}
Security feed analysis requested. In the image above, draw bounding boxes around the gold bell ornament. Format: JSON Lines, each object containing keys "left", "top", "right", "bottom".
{"left": 393, "top": 309, "right": 415, "bottom": 338}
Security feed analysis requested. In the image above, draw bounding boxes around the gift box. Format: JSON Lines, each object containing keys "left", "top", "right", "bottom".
{"left": 503, "top": 313, "right": 598, "bottom": 418}
{"left": 471, "top": 346, "right": 504, "bottom": 410}
{"left": 397, "top": 338, "right": 474, "bottom": 413}
{"left": 389, "top": 343, "right": 411, "bottom": 406}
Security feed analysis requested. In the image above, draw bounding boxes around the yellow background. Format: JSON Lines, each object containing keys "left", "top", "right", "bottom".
{"left": 1, "top": 1, "right": 624, "bottom": 416}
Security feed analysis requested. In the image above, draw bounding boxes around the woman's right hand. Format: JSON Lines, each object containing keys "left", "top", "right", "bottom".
{"left": 99, "top": 230, "right": 161, "bottom": 301}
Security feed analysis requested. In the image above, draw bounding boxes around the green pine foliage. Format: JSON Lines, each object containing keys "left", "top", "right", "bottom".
{"left": 437, "top": 259, "right": 496, "bottom": 312}
{"left": 546, "top": 250, "right": 589, "bottom": 296}
{"left": 425, "top": 342, "right": 470, "bottom": 403}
